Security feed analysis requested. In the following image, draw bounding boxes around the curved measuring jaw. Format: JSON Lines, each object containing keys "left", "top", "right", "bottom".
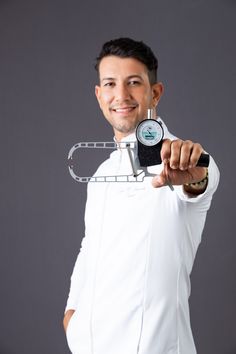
{"left": 67, "top": 141, "right": 157, "bottom": 183}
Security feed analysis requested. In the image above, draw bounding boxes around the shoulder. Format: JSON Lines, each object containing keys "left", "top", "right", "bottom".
{"left": 158, "top": 117, "right": 178, "bottom": 141}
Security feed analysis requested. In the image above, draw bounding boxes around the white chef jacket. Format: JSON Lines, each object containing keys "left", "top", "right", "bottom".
{"left": 65, "top": 118, "right": 219, "bottom": 354}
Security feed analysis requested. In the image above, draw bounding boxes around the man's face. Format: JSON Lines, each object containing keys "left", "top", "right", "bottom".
{"left": 95, "top": 56, "right": 163, "bottom": 141}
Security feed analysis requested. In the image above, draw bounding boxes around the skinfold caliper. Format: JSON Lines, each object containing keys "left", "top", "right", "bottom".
{"left": 68, "top": 109, "right": 209, "bottom": 187}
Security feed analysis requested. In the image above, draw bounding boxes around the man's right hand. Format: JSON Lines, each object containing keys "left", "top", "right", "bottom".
{"left": 63, "top": 309, "right": 75, "bottom": 333}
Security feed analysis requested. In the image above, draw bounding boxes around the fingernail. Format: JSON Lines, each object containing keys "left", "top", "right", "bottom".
{"left": 180, "top": 165, "right": 187, "bottom": 170}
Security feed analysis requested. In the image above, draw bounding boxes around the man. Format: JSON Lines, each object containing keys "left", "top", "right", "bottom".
{"left": 63, "top": 38, "right": 219, "bottom": 354}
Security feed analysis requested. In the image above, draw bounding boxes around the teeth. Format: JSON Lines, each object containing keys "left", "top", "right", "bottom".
{"left": 114, "top": 107, "right": 135, "bottom": 112}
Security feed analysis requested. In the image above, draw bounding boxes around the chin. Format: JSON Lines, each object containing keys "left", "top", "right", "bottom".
{"left": 116, "top": 127, "right": 136, "bottom": 137}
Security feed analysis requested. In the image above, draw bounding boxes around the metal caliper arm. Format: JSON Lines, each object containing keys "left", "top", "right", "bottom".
{"left": 67, "top": 141, "right": 175, "bottom": 191}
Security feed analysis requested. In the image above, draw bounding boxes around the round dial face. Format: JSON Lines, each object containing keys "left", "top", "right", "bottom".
{"left": 136, "top": 119, "right": 164, "bottom": 146}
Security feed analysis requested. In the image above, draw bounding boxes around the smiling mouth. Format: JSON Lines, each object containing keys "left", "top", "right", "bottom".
{"left": 111, "top": 106, "right": 137, "bottom": 113}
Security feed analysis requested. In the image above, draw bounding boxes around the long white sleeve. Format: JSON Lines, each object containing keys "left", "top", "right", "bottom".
{"left": 65, "top": 235, "right": 88, "bottom": 312}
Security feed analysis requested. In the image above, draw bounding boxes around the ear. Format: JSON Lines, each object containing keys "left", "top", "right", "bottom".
{"left": 151, "top": 82, "right": 164, "bottom": 107}
{"left": 95, "top": 85, "right": 102, "bottom": 108}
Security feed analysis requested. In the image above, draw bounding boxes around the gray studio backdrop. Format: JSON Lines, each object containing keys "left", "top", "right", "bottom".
{"left": 0, "top": 1, "right": 235, "bottom": 353}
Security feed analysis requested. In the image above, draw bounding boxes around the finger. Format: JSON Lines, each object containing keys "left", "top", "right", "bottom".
{"left": 160, "top": 139, "right": 171, "bottom": 163}
{"left": 152, "top": 164, "right": 175, "bottom": 189}
{"left": 179, "top": 140, "right": 194, "bottom": 170}
{"left": 189, "top": 143, "right": 204, "bottom": 168}
{"left": 152, "top": 173, "right": 166, "bottom": 188}
{"left": 169, "top": 140, "right": 183, "bottom": 169}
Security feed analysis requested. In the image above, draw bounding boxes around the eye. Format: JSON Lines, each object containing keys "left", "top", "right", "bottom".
{"left": 128, "top": 80, "right": 141, "bottom": 86}
{"left": 103, "top": 81, "right": 115, "bottom": 87}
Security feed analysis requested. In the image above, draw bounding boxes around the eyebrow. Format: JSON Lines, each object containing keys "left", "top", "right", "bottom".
{"left": 101, "top": 75, "right": 144, "bottom": 82}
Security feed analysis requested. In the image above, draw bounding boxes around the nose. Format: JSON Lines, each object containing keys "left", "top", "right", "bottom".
{"left": 114, "top": 83, "right": 131, "bottom": 101}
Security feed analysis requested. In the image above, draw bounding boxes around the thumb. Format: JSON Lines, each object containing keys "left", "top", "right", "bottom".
{"left": 152, "top": 174, "right": 166, "bottom": 188}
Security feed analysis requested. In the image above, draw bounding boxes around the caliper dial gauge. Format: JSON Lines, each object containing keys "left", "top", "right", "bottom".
{"left": 136, "top": 119, "right": 164, "bottom": 167}
{"left": 136, "top": 119, "right": 164, "bottom": 146}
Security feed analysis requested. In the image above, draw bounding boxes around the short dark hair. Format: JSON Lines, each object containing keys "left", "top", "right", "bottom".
{"left": 95, "top": 37, "right": 158, "bottom": 84}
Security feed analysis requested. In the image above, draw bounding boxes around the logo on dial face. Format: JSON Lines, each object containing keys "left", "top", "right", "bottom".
{"left": 142, "top": 128, "right": 157, "bottom": 140}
